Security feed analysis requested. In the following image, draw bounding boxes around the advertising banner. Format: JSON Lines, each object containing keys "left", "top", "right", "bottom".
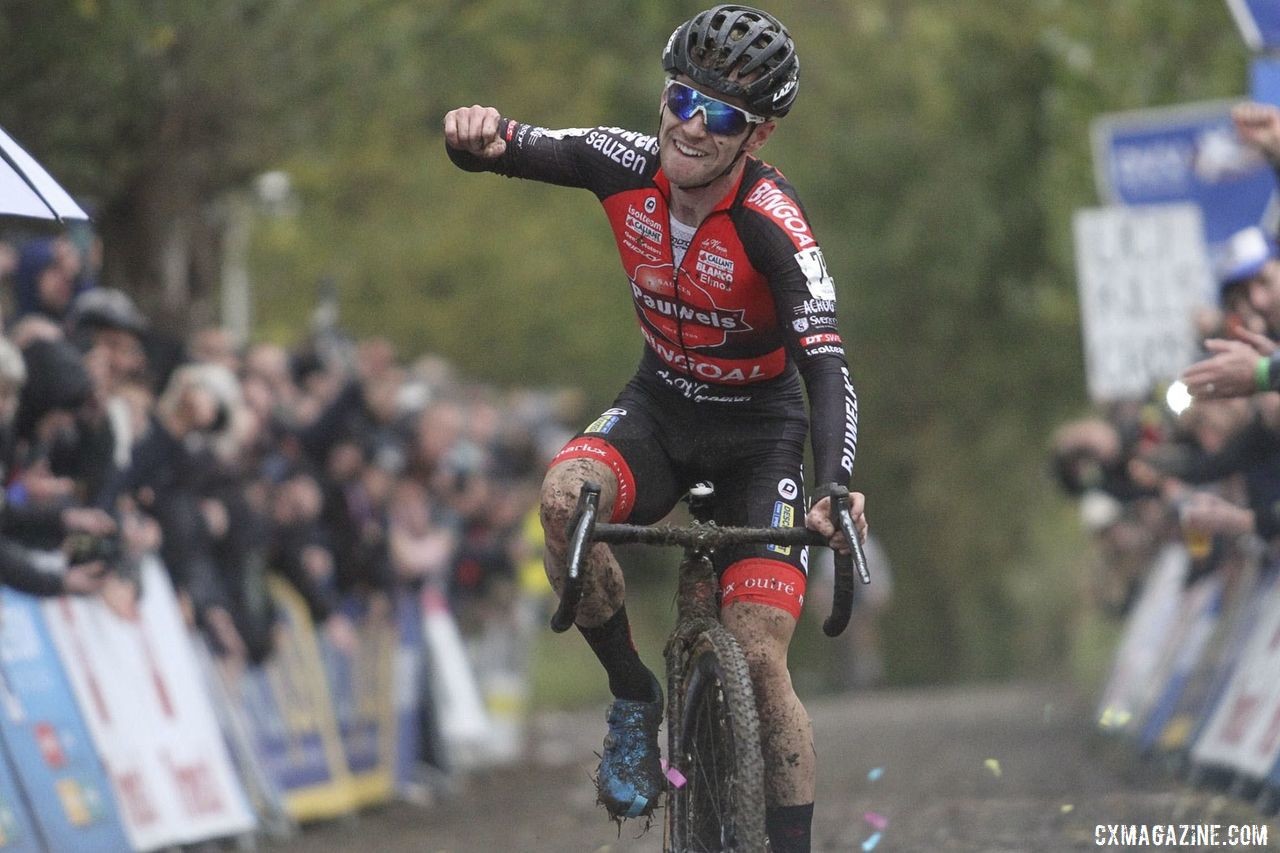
{"left": 320, "top": 598, "right": 396, "bottom": 808}
{"left": 1189, "top": 570, "right": 1280, "bottom": 778}
{"left": 0, "top": 591, "right": 130, "bottom": 852}
{"left": 192, "top": 642, "right": 294, "bottom": 841}
{"left": 235, "top": 578, "right": 355, "bottom": 823}
{"left": 0, "top": 745, "right": 43, "bottom": 853}
{"left": 1136, "top": 574, "right": 1224, "bottom": 752}
{"left": 1097, "top": 545, "right": 1191, "bottom": 734}
{"left": 1155, "top": 560, "right": 1272, "bottom": 754}
{"left": 1091, "top": 100, "right": 1275, "bottom": 247}
{"left": 42, "top": 559, "right": 255, "bottom": 850}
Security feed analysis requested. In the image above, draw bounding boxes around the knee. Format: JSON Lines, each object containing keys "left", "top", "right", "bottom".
{"left": 538, "top": 460, "right": 615, "bottom": 554}
{"left": 539, "top": 476, "right": 577, "bottom": 555}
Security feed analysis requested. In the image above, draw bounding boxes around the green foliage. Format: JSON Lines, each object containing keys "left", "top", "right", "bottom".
{"left": 0, "top": 0, "right": 1255, "bottom": 685}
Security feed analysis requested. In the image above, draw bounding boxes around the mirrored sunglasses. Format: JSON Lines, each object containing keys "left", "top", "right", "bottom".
{"left": 663, "top": 80, "right": 766, "bottom": 136}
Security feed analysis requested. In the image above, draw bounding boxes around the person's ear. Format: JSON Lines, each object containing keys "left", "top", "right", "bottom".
{"left": 743, "top": 120, "right": 776, "bottom": 154}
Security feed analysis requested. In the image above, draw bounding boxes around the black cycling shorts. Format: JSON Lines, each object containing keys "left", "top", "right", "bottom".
{"left": 551, "top": 374, "right": 811, "bottom": 618}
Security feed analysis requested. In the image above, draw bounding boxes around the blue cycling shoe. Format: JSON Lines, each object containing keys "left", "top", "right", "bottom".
{"left": 596, "top": 680, "right": 664, "bottom": 819}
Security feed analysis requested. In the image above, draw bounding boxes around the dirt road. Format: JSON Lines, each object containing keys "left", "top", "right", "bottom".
{"left": 273, "top": 682, "right": 1277, "bottom": 852}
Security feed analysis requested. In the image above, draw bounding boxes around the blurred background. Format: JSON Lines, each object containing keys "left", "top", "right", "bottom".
{"left": 0, "top": 1, "right": 1257, "bottom": 699}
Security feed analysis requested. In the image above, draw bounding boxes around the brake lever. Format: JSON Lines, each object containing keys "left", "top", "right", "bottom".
{"left": 549, "top": 482, "right": 600, "bottom": 633}
{"left": 821, "top": 486, "right": 870, "bottom": 638}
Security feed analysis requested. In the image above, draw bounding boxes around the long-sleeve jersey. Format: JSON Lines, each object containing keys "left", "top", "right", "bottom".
{"left": 447, "top": 120, "right": 858, "bottom": 486}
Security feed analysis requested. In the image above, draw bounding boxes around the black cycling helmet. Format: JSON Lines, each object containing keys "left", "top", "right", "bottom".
{"left": 662, "top": 5, "right": 799, "bottom": 118}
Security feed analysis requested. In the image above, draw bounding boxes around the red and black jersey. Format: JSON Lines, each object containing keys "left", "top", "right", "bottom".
{"left": 447, "top": 121, "right": 858, "bottom": 486}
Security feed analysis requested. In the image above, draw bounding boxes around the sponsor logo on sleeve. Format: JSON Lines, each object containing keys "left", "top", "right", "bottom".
{"left": 792, "top": 317, "right": 809, "bottom": 332}
{"left": 584, "top": 128, "right": 659, "bottom": 173}
{"left": 840, "top": 365, "right": 858, "bottom": 476}
{"left": 526, "top": 126, "right": 590, "bottom": 146}
{"left": 801, "top": 333, "right": 843, "bottom": 347}
{"left": 795, "top": 299, "right": 836, "bottom": 315}
{"left": 744, "top": 179, "right": 816, "bottom": 249}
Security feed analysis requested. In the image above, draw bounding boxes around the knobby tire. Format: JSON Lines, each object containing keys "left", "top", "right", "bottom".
{"left": 665, "top": 624, "right": 767, "bottom": 852}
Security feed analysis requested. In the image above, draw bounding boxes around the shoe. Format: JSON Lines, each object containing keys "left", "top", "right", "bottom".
{"left": 596, "top": 680, "right": 663, "bottom": 819}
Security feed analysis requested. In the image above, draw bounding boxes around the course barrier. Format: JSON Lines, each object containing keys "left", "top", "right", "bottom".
{"left": 1097, "top": 537, "right": 1280, "bottom": 814}
{"left": 0, "top": 557, "right": 525, "bottom": 851}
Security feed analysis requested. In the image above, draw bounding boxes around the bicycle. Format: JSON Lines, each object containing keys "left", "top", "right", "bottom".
{"left": 549, "top": 480, "right": 869, "bottom": 852}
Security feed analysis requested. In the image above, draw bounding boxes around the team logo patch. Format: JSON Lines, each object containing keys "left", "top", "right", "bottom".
{"left": 585, "top": 407, "right": 627, "bottom": 435}
{"left": 586, "top": 415, "right": 619, "bottom": 434}
{"left": 778, "top": 478, "right": 798, "bottom": 501}
{"left": 792, "top": 318, "right": 809, "bottom": 333}
{"left": 794, "top": 247, "right": 836, "bottom": 300}
{"left": 644, "top": 196, "right": 657, "bottom": 213}
{"left": 767, "top": 500, "right": 795, "bottom": 555}
{"left": 631, "top": 265, "right": 750, "bottom": 348}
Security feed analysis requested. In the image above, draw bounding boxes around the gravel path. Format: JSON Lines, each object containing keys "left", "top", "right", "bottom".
{"left": 270, "top": 681, "right": 1278, "bottom": 852}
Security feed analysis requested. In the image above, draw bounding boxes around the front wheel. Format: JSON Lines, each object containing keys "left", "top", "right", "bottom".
{"left": 665, "top": 625, "right": 767, "bottom": 852}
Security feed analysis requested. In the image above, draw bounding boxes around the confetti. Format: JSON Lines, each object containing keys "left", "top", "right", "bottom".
{"left": 984, "top": 758, "right": 1002, "bottom": 777}
{"left": 1060, "top": 804, "right": 1074, "bottom": 814}
{"left": 863, "top": 811, "right": 889, "bottom": 832}
{"left": 659, "top": 759, "right": 686, "bottom": 789}
{"left": 867, "top": 767, "right": 884, "bottom": 782}
{"left": 861, "top": 831, "right": 882, "bottom": 851}
{"left": 1098, "top": 707, "right": 1133, "bottom": 730}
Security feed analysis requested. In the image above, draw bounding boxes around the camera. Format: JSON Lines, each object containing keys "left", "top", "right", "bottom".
{"left": 65, "top": 531, "right": 140, "bottom": 587}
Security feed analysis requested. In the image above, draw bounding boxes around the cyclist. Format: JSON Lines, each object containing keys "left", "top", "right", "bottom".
{"left": 444, "top": 6, "right": 867, "bottom": 851}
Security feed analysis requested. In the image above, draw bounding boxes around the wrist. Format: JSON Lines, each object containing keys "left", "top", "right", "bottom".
{"left": 1268, "top": 352, "right": 1280, "bottom": 392}
{"left": 810, "top": 482, "right": 849, "bottom": 508}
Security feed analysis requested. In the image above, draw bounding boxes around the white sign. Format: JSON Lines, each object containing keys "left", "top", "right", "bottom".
{"left": 1095, "top": 544, "right": 1189, "bottom": 734}
{"left": 43, "top": 557, "right": 256, "bottom": 849}
{"left": 1073, "top": 204, "right": 1212, "bottom": 402}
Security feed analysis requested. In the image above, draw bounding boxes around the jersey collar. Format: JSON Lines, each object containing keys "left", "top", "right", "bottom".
{"left": 653, "top": 159, "right": 751, "bottom": 215}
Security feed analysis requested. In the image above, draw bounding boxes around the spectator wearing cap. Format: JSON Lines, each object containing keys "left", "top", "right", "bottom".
{"left": 61, "top": 288, "right": 153, "bottom": 498}
{"left": 1215, "top": 225, "right": 1280, "bottom": 335}
{"left": 1183, "top": 227, "right": 1280, "bottom": 401}
{"left": 68, "top": 288, "right": 149, "bottom": 390}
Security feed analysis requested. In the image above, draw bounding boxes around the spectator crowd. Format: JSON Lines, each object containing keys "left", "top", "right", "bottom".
{"left": 0, "top": 230, "right": 586, "bottom": 784}
{"left": 1052, "top": 101, "right": 1280, "bottom": 623}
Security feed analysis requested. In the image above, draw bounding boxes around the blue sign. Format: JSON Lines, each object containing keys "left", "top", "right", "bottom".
{"left": 1228, "top": 0, "right": 1280, "bottom": 51}
{"left": 1092, "top": 100, "right": 1277, "bottom": 247}
{"left": 0, "top": 745, "right": 44, "bottom": 852}
{"left": 392, "top": 593, "right": 423, "bottom": 794}
{"left": 0, "top": 593, "right": 131, "bottom": 853}
{"left": 1251, "top": 55, "right": 1280, "bottom": 106}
